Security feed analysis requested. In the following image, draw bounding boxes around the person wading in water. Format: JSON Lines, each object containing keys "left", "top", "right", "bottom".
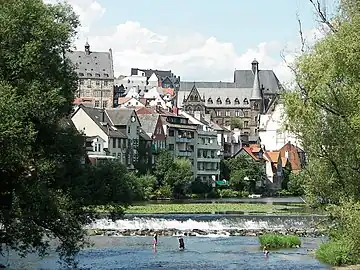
{"left": 178, "top": 236, "right": 185, "bottom": 250}
{"left": 153, "top": 233, "right": 158, "bottom": 249}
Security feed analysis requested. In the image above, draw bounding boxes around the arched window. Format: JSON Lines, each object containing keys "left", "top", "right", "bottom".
{"left": 234, "top": 98, "right": 240, "bottom": 105}
{"left": 190, "top": 95, "right": 194, "bottom": 101}
{"left": 207, "top": 98, "right": 213, "bottom": 104}
{"left": 243, "top": 98, "right": 249, "bottom": 105}
{"left": 225, "top": 98, "right": 231, "bottom": 105}
{"left": 216, "top": 98, "right": 222, "bottom": 105}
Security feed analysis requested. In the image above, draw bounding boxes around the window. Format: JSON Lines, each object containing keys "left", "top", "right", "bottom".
{"left": 128, "top": 126, "right": 131, "bottom": 134}
{"left": 104, "top": 81, "right": 108, "bottom": 86}
{"left": 216, "top": 98, "right": 222, "bottom": 105}
{"left": 95, "top": 73, "right": 100, "bottom": 77}
{"left": 244, "top": 110, "right": 249, "bottom": 117}
{"left": 80, "top": 80, "right": 84, "bottom": 85}
{"left": 235, "top": 111, "right": 240, "bottom": 117}
{"left": 96, "top": 81, "right": 100, "bottom": 85}
{"left": 190, "top": 95, "right": 194, "bottom": 101}
{"left": 243, "top": 98, "right": 249, "bottom": 105}
{"left": 117, "top": 153, "right": 121, "bottom": 159}
{"left": 117, "top": 138, "right": 121, "bottom": 148}
{"left": 207, "top": 98, "right": 213, "bottom": 104}
{"left": 234, "top": 98, "right": 240, "bottom": 105}
{"left": 225, "top": 111, "right": 230, "bottom": 117}
{"left": 225, "top": 98, "right": 231, "bottom": 105}
{"left": 87, "top": 73, "right": 92, "bottom": 77}
{"left": 112, "top": 138, "right": 116, "bottom": 148}
{"left": 94, "top": 100, "right": 100, "bottom": 107}
{"left": 169, "top": 129, "right": 175, "bottom": 136}
{"left": 79, "top": 72, "right": 84, "bottom": 77}
{"left": 104, "top": 73, "right": 109, "bottom": 77}
{"left": 169, "top": 144, "right": 174, "bottom": 150}
{"left": 216, "top": 111, "right": 221, "bottom": 116}
{"left": 244, "top": 121, "right": 249, "bottom": 128}
{"left": 102, "top": 101, "right": 108, "bottom": 108}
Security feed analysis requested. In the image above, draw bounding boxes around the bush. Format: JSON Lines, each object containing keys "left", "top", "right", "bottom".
{"left": 219, "top": 189, "right": 238, "bottom": 198}
{"left": 206, "top": 189, "right": 220, "bottom": 199}
{"left": 316, "top": 240, "right": 358, "bottom": 267}
{"left": 190, "top": 178, "right": 212, "bottom": 194}
{"left": 153, "top": 184, "right": 172, "bottom": 199}
{"left": 258, "top": 234, "right": 301, "bottom": 249}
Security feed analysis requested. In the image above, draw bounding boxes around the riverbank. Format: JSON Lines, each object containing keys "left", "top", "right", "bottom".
{"left": 94, "top": 203, "right": 304, "bottom": 214}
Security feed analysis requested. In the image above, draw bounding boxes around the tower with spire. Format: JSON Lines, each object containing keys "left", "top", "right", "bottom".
{"left": 249, "top": 59, "right": 263, "bottom": 136}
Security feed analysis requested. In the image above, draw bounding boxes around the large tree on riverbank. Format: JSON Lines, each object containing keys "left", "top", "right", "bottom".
{"left": 284, "top": 0, "right": 360, "bottom": 266}
{"left": 284, "top": 0, "right": 360, "bottom": 205}
{"left": 0, "top": 0, "right": 132, "bottom": 267}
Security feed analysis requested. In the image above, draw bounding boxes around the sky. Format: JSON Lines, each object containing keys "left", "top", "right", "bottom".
{"left": 46, "top": 0, "right": 339, "bottom": 84}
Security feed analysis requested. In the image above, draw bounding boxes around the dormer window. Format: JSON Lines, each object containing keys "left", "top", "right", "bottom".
{"left": 104, "top": 73, "right": 109, "bottom": 77}
{"left": 79, "top": 72, "right": 84, "bottom": 76}
{"left": 216, "top": 98, "right": 222, "bottom": 105}
{"left": 207, "top": 98, "right": 213, "bottom": 104}
{"left": 190, "top": 95, "right": 194, "bottom": 101}
{"left": 234, "top": 98, "right": 240, "bottom": 105}
{"left": 243, "top": 98, "right": 249, "bottom": 105}
{"left": 225, "top": 98, "right": 231, "bottom": 105}
{"left": 95, "top": 73, "right": 100, "bottom": 77}
{"left": 87, "top": 73, "right": 92, "bottom": 77}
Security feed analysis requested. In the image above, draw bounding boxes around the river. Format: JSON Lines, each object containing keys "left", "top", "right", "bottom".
{"left": 0, "top": 197, "right": 331, "bottom": 269}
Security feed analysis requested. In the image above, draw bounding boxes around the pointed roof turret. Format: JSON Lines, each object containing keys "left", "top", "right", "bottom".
{"left": 251, "top": 67, "right": 262, "bottom": 100}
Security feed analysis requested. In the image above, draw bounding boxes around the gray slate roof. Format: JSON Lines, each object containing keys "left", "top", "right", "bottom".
{"left": 137, "top": 114, "right": 160, "bottom": 136}
{"left": 79, "top": 105, "right": 126, "bottom": 138}
{"left": 67, "top": 45, "right": 114, "bottom": 79}
{"left": 178, "top": 88, "right": 253, "bottom": 109}
{"left": 180, "top": 70, "right": 282, "bottom": 95}
{"left": 106, "top": 108, "right": 134, "bottom": 126}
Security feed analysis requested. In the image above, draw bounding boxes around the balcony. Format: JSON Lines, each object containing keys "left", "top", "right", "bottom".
{"left": 197, "top": 157, "right": 221, "bottom": 163}
{"left": 176, "top": 137, "right": 193, "bottom": 143}
{"left": 197, "top": 169, "right": 220, "bottom": 175}
{"left": 178, "top": 151, "right": 192, "bottom": 157}
{"left": 197, "top": 143, "right": 221, "bottom": 150}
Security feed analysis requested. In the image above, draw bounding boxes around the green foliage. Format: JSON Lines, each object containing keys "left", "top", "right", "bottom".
{"left": 258, "top": 234, "right": 301, "bottom": 250}
{"left": 154, "top": 184, "right": 172, "bottom": 199}
{"left": 154, "top": 150, "right": 174, "bottom": 186}
{"left": 165, "top": 158, "right": 193, "bottom": 198}
{"left": 225, "top": 155, "right": 266, "bottom": 193}
{"left": 218, "top": 189, "right": 239, "bottom": 198}
{"left": 283, "top": 1, "right": 360, "bottom": 265}
{"left": 281, "top": 162, "right": 292, "bottom": 190}
{"left": 283, "top": 0, "right": 360, "bottom": 205}
{"left": 287, "top": 171, "right": 306, "bottom": 196}
{"left": 316, "top": 239, "right": 358, "bottom": 267}
{"left": 190, "top": 177, "right": 212, "bottom": 194}
{"left": 230, "top": 117, "right": 243, "bottom": 129}
{"left": 134, "top": 173, "right": 157, "bottom": 200}
{"left": 125, "top": 203, "right": 289, "bottom": 214}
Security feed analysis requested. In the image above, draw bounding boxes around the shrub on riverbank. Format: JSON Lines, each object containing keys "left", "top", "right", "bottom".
{"left": 316, "top": 239, "right": 359, "bottom": 267}
{"left": 258, "top": 234, "right": 301, "bottom": 249}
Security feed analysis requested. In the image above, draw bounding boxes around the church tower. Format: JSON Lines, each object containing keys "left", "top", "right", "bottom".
{"left": 249, "top": 59, "right": 263, "bottom": 137}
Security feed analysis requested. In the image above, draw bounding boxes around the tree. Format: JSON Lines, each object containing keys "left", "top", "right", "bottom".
{"left": 230, "top": 117, "right": 243, "bottom": 129}
{"left": 283, "top": 0, "right": 360, "bottom": 206}
{"left": 225, "top": 155, "right": 266, "bottom": 193}
{"left": 165, "top": 158, "right": 193, "bottom": 198}
{"left": 0, "top": 0, "right": 133, "bottom": 266}
{"left": 287, "top": 171, "right": 306, "bottom": 196}
{"left": 154, "top": 150, "right": 174, "bottom": 186}
{"left": 281, "top": 162, "right": 292, "bottom": 190}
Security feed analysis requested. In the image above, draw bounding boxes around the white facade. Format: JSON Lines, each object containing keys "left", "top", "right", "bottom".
{"left": 118, "top": 97, "right": 145, "bottom": 108}
{"left": 259, "top": 103, "right": 301, "bottom": 151}
{"left": 125, "top": 87, "right": 140, "bottom": 99}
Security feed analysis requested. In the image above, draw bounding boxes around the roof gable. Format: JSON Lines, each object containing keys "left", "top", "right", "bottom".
{"left": 105, "top": 108, "right": 137, "bottom": 126}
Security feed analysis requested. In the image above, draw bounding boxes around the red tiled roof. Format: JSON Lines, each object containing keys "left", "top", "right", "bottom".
{"left": 266, "top": 151, "right": 280, "bottom": 163}
{"left": 242, "top": 147, "right": 259, "bottom": 160}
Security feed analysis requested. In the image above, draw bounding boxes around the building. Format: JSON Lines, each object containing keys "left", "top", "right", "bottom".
{"left": 180, "top": 111, "right": 221, "bottom": 183}
{"left": 136, "top": 113, "right": 167, "bottom": 166}
{"left": 258, "top": 102, "right": 301, "bottom": 151}
{"left": 178, "top": 60, "right": 282, "bottom": 142}
{"left": 71, "top": 105, "right": 148, "bottom": 169}
{"left": 67, "top": 42, "right": 114, "bottom": 108}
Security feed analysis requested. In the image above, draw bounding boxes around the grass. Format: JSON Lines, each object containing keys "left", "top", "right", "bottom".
{"left": 93, "top": 203, "right": 297, "bottom": 214}
{"left": 258, "top": 234, "right": 301, "bottom": 249}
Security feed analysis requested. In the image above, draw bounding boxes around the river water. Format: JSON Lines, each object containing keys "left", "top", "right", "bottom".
{"left": 0, "top": 198, "right": 331, "bottom": 269}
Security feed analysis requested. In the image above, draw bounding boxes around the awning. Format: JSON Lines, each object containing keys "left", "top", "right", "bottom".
{"left": 216, "top": 180, "right": 229, "bottom": 186}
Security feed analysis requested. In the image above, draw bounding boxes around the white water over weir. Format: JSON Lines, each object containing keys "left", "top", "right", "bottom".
{"left": 86, "top": 215, "right": 326, "bottom": 237}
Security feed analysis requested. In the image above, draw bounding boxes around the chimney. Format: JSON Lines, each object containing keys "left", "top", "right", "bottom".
{"left": 102, "top": 109, "right": 105, "bottom": 123}
{"left": 85, "top": 41, "right": 90, "bottom": 55}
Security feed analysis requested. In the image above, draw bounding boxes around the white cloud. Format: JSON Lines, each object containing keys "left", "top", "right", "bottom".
{"left": 46, "top": 0, "right": 324, "bottom": 86}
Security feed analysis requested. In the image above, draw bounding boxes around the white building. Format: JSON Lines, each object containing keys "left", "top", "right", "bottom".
{"left": 258, "top": 103, "right": 301, "bottom": 151}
